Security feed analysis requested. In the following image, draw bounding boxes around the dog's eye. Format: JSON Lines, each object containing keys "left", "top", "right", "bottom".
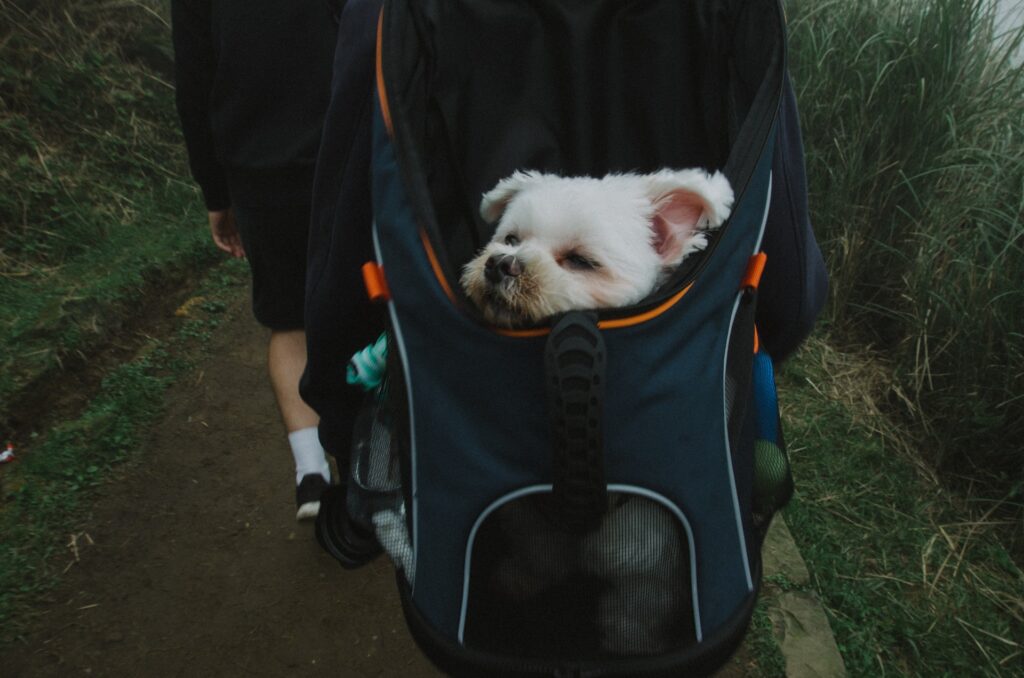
{"left": 564, "top": 253, "right": 597, "bottom": 270}
{"left": 504, "top": 234, "right": 520, "bottom": 246}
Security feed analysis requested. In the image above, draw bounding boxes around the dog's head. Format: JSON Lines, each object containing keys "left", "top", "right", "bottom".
{"left": 460, "top": 169, "right": 733, "bottom": 326}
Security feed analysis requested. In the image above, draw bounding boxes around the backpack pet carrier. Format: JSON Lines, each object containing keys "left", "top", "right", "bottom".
{"left": 342, "top": 1, "right": 794, "bottom": 675}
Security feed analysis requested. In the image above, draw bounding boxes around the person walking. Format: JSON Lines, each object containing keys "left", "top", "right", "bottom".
{"left": 171, "top": 0, "right": 337, "bottom": 520}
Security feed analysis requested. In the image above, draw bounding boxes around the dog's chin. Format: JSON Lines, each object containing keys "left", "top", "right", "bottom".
{"left": 462, "top": 267, "right": 550, "bottom": 328}
{"left": 475, "top": 288, "right": 545, "bottom": 328}
{"left": 478, "top": 294, "right": 524, "bottom": 328}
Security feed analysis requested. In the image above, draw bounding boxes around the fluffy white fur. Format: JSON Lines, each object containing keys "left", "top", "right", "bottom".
{"left": 461, "top": 169, "right": 734, "bottom": 326}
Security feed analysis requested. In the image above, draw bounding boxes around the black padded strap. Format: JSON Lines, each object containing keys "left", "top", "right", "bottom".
{"left": 544, "top": 312, "right": 607, "bottom": 532}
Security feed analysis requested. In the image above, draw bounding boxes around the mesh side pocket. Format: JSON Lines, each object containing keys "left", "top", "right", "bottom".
{"left": 348, "top": 378, "right": 414, "bottom": 578}
{"left": 463, "top": 491, "right": 695, "bottom": 660}
{"left": 752, "top": 439, "right": 792, "bottom": 526}
{"left": 750, "top": 351, "right": 793, "bottom": 537}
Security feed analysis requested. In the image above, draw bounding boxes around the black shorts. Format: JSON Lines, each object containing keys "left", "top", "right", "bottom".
{"left": 232, "top": 202, "right": 310, "bottom": 331}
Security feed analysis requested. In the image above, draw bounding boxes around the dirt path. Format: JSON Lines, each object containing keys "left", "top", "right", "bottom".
{"left": 6, "top": 295, "right": 441, "bottom": 678}
{"left": 6, "top": 291, "right": 757, "bottom": 677}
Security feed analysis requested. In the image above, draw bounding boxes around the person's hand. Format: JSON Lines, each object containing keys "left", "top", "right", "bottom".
{"left": 208, "top": 209, "right": 245, "bottom": 258}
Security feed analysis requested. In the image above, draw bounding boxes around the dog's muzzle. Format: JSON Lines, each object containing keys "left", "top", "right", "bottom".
{"left": 484, "top": 254, "right": 523, "bottom": 284}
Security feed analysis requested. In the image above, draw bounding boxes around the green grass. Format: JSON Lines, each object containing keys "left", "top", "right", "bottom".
{"left": 787, "top": 0, "right": 1024, "bottom": 487}
{"left": 0, "top": 0, "right": 215, "bottom": 422}
{"left": 746, "top": 603, "right": 788, "bottom": 676}
{"left": 785, "top": 3, "right": 1024, "bottom": 669}
{"left": 779, "top": 338, "right": 1023, "bottom": 676}
{"left": 0, "top": 0, "right": 234, "bottom": 639}
{"left": 0, "top": 258, "right": 248, "bottom": 641}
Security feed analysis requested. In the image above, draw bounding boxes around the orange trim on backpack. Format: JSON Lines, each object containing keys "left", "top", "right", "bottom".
{"left": 599, "top": 284, "right": 693, "bottom": 330}
{"left": 362, "top": 262, "right": 390, "bottom": 302}
{"left": 492, "top": 284, "right": 695, "bottom": 338}
{"left": 753, "top": 325, "right": 760, "bottom": 354}
{"left": 375, "top": 10, "right": 394, "bottom": 138}
{"left": 419, "top": 229, "right": 456, "bottom": 302}
{"left": 741, "top": 252, "right": 768, "bottom": 290}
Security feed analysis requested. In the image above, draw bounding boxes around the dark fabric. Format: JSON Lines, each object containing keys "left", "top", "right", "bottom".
{"left": 171, "top": 0, "right": 336, "bottom": 210}
{"left": 756, "top": 73, "right": 829, "bottom": 362}
{"left": 300, "top": 0, "right": 385, "bottom": 461}
{"left": 302, "top": 0, "right": 826, "bottom": 461}
{"left": 388, "top": 0, "right": 736, "bottom": 274}
{"left": 225, "top": 167, "right": 318, "bottom": 210}
{"left": 232, "top": 202, "right": 312, "bottom": 330}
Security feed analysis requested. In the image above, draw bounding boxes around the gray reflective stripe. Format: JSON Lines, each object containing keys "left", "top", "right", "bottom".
{"left": 718, "top": 172, "right": 774, "bottom": 595}
{"left": 606, "top": 484, "right": 704, "bottom": 643}
{"left": 753, "top": 172, "right": 773, "bottom": 253}
{"left": 372, "top": 223, "right": 419, "bottom": 589}
{"left": 722, "top": 293, "right": 754, "bottom": 594}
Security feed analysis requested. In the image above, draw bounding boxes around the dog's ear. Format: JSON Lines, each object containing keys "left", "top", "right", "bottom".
{"left": 645, "top": 169, "right": 733, "bottom": 266}
{"left": 480, "top": 171, "right": 544, "bottom": 223}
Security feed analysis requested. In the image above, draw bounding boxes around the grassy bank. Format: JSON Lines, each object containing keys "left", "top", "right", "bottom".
{"left": 780, "top": 338, "right": 1023, "bottom": 676}
{"left": 784, "top": 1, "right": 1024, "bottom": 670}
{"left": 0, "top": 0, "right": 214, "bottom": 427}
{"left": 787, "top": 0, "right": 1024, "bottom": 493}
{"left": 0, "top": 0, "right": 229, "bottom": 639}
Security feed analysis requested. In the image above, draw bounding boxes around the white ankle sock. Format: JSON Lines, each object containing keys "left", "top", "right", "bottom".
{"left": 288, "top": 427, "right": 331, "bottom": 485}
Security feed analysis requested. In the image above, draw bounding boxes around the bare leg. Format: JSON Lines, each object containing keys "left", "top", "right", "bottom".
{"left": 268, "top": 329, "right": 330, "bottom": 520}
{"left": 267, "top": 329, "right": 319, "bottom": 433}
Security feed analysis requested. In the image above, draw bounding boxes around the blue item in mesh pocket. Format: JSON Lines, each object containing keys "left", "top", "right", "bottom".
{"left": 751, "top": 351, "right": 794, "bottom": 526}
{"left": 346, "top": 332, "right": 388, "bottom": 391}
{"left": 337, "top": 1, "right": 798, "bottom": 675}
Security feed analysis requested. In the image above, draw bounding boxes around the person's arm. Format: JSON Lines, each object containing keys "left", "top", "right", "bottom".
{"left": 170, "top": 0, "right": 230, "bottom": 212}
{"left": 755, "top": 72, "right": 829, "bottom": 362}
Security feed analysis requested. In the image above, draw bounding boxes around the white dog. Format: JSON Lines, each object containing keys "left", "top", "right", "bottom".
{"left": 461, "top": 169, "right": 733, "bottom": 326}
{"left": 461, "top": 169, "right": 732, "bottom": 655}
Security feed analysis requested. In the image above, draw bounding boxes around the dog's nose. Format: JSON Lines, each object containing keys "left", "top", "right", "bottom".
{"left": 484, "top": 254, "right": 522, "bottom": 283}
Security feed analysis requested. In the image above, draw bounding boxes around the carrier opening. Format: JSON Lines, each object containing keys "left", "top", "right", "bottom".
{"left": 379, "top": 0, "right": 784, "bottom": 316}
{"left": 463, "top": 490, "right": 696, "bottom": 660}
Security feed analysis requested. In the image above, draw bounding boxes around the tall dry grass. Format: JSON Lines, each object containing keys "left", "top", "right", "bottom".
{"left": 788, "top": 0, "right": 1024, "bottom": 491}
{"left": 0, "top": 0, "right": 211, "bottom": 418}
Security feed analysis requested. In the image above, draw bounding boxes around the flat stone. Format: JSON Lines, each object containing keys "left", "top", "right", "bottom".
{"left": 761, "top": 517, "right": 846, "bottom": 677}
{"left": 763, "top": 516, "right": 811, "bottom": 585}
{"left": 769, "top": 591, "right": 847, "bottom": 678}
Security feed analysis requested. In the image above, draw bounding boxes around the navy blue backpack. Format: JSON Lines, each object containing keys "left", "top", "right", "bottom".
{"left": 325, "top": 1, "right": 795, "bottom": 675}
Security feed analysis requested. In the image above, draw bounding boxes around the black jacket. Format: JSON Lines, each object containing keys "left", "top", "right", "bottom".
{"left": 171, "top": 0, "right": 337, "bottom": 209}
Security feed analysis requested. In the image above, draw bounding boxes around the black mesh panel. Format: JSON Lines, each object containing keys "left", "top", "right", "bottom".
{"left": 463, "top": 492, "right": 695, "bottom": 660}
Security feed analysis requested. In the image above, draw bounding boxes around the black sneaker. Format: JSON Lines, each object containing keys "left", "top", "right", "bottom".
{"left": 296, "top": 474, "right": 330, "bottom": 521}
{"left": 314, "top": 484, "right": 383, "bottom": 569}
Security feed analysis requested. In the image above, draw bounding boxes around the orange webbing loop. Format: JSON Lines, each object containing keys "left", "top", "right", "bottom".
{"left": 741, "top": 252, "right": 768, "bottom": 291}
{"left": 362, "top": 262, "right": 390, "bottom": 302}
{"left": 744, "top": 254, "right": 768, "bottom": 355}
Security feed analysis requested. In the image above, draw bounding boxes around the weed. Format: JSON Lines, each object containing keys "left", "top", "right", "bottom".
{"left": 747, "top": 603, "right": 788, "bottom": 676}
